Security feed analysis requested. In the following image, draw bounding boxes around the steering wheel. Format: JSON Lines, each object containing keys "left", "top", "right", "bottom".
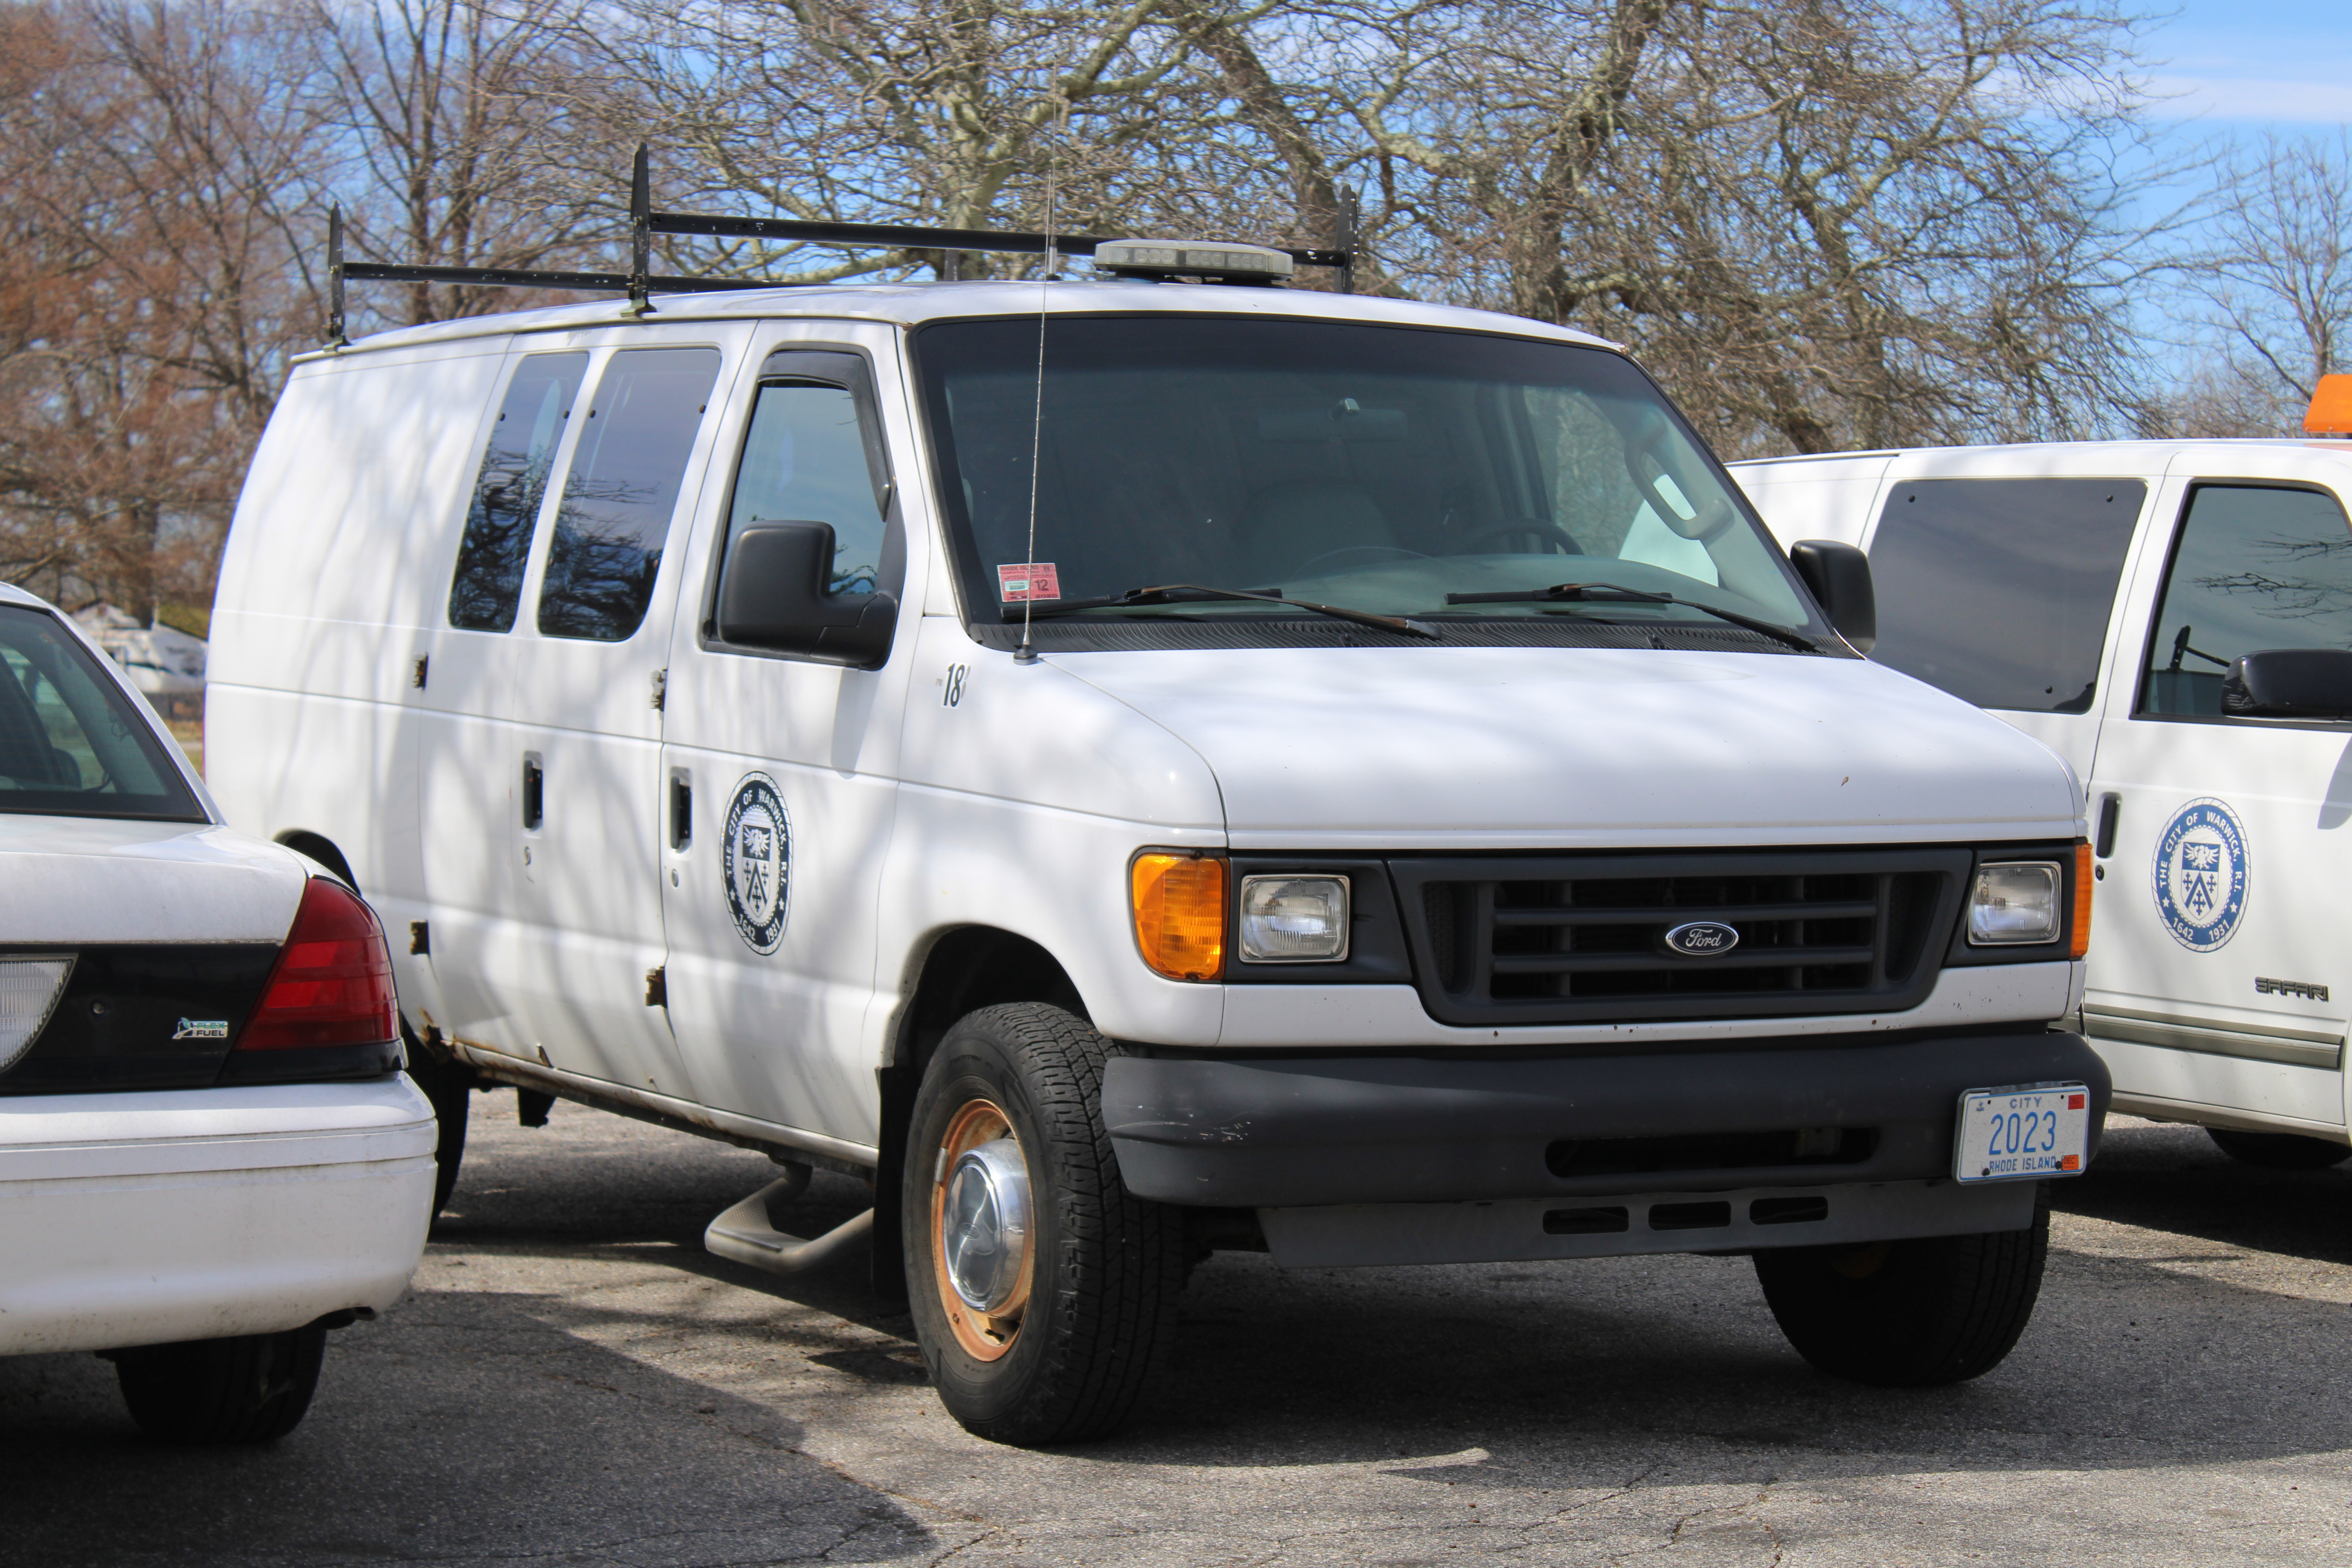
{"left": 1290, "top": 543, "right": 1432, "bottom": 575}
{"left": 1456, "top": 518, "right": 1585, "bottom": 556}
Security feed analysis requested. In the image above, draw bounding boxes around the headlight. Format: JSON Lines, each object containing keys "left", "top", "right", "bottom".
{"left": 1238, "top": 875, "right": 1350, "bottom": 962}
{"left": 1968, "top": 862, "right": 2061, "bottom": 945}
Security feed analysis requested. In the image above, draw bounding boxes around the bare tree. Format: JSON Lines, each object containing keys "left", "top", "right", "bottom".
{"left": 303, "top": 0, "right": 622, "bottom": 326}
{"left": 2167, "top": 132, "right": 2352, "bottom": 436}
{"left": 0, "top": 0, "right": 323, "bottom": 620}
{"left": 597, "top": 0, "right": 1321, "bottom": 282}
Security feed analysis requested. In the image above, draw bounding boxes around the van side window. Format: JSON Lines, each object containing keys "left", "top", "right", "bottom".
{"left": 537, "top": 346, "right": 722, "bottom": 642}
{"left": 2141, "top": 485, "right": 2352, "bottom": 716}
{"left": 726, "top": 381, "right": 888, "bottom": 595}
{"left": 448, "top": 352, "right": 588, "bottom": 632}
{"left": 1867, "top": 479, "right": 2141, "bottom": 713}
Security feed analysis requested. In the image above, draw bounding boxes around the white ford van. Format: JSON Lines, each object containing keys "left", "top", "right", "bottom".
{"left": 207, "top": 200, "right": 2106, "bottom": 1443}
{"left": 1731, "top": 387, "right": 2352, "bottom": 1181}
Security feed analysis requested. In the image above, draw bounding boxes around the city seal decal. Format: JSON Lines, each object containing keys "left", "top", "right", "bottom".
{"left": 2152, "top": 797, "right": 2249, "bottom": 953}
{"left": 721, "top": 772, "right": 791, "bottom": 955}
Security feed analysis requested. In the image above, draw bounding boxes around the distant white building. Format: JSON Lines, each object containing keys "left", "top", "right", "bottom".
{"left": 72, "top": 603, "right": 206, "bottom": 713}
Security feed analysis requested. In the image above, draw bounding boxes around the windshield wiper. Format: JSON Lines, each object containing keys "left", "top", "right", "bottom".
{"left": 1443, "top": 583, "right": 1819, "bottom": 652}
{"left": 1002, "top": 584, "right": 1441, "bottom": 640}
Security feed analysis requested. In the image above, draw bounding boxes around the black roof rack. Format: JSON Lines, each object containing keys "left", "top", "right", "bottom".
{"left": 327, "top": 145, "right": 1358, "bottom": 345}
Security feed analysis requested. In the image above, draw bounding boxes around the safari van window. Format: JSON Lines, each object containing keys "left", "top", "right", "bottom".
{"left": 1867, "top": 479, "right": 2141, "bottom": 713}
{"left": 727, "top": 380, "right": 886, "bottom": 596}
{"left": 0, "top": 607, "right": 201, "bottom": 821}
{"left": 537, "top": 347, "right": 721, "bottom": 642}
{"left": 448, "top": 352, "right": 588, "bottom": 632}
{"left": 915, "top": 316, "right": 1821, "bottom": 647}
{"left": 2142, "top": 484, "right": 2352, "bottom": 716}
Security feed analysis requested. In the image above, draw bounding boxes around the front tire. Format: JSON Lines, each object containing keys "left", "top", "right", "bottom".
{"left": 113, "top": 1325, "right": 328, "bottom": 1443}
{"left": 902, "top": 1003, "right": 1186, "bottom": 1445}
{"left": 2207, "top": 1127, "right": 2352, "bottom": 1170}
{"left": 1754, "top": 1187, "right": 2049, "bottom": 1386}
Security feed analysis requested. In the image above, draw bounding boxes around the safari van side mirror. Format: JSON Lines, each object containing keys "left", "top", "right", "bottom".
{"left": 2222, "top": 648, "right": 2352, "bottom": 719}
{"left": 1788, "top": 539, "right": 1877, "bottom": 655}
{"left": 715, "top": 521, "right": 898, "bottom": 667}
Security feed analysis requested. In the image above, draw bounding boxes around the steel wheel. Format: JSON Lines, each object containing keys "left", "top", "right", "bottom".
{"left": 929, "top": 1098, "right": 1035, "bottom": 1361}
{"left": 900, "top": 1003, "right": 1186, "bottom": 1444}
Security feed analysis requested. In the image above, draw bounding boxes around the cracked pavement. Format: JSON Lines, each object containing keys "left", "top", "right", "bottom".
{"left": 5, "top": 1100, "right": 2350, "bottom": 1566}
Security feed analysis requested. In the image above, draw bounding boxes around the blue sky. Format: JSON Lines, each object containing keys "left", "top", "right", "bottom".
{"left": 2138, "top": 1, "right": 2352, "bottom": 128}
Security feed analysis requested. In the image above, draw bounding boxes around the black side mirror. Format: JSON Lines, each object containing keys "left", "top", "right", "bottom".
{"left": 1788, "top": 539, "right": 1877, "bottom": 655}
{"left": 2223, "top": 648, "right": 2352, "bottom": 719}
{"left": 715, "top": 521, "right": 898, "bottom": 667}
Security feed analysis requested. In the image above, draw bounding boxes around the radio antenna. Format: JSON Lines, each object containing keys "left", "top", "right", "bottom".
{"left": 1014, "top": 106, "right": 1067, "bottom": 666}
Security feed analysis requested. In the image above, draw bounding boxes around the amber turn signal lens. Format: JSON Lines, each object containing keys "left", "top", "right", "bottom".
{"left": 2071, "top": 842, "right": 2094, "bottom": 960}
{"left": 1131, "top": 853, "right": 1226, "bottom": 982}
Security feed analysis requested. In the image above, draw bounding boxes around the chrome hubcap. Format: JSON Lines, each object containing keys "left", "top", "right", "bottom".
{"left": 941, "top": 1139, "right": 1031, "bottom": 1313}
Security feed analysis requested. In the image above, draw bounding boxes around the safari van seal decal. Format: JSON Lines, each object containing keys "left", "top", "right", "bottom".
{"left": 2152, "top": 797, "right": 2248, "bottom": 953}
{"left": 721, "top": 772, "right": 791, "bottom": 955}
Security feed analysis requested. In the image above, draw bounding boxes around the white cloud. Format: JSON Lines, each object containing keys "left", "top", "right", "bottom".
{"left": 2146, "top": 71, "right": 2352, "bottom": 124}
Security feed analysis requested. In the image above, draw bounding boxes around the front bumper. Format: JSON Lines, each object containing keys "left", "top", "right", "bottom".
{"left": 1103, "top": 1027, "right": 2109, "bottom": 1209}
{"left": 0, "top": 1076, "right": 436, "bottom": 1356}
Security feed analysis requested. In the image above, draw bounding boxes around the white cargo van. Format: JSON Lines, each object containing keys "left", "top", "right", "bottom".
{"left": 207, "top": 187, "right": 2106, "bottom": 1443}
{"left": 1731, "top": 386, "right": 2352, "bottom": 1178}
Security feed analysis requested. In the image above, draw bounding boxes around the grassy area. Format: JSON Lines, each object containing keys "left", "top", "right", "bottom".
{"left": 166, "top": 717, "right": 203, "bottom": 779}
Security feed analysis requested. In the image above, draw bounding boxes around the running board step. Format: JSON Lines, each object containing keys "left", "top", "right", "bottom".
{"left": 704, "top": 1171, "right": 874, "bottom": 1277}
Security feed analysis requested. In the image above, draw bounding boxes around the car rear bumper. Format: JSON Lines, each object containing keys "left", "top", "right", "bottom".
{"left": 1103, "top": 1028, "right": 2109, "bottom": 1208}
{"left": 0, "top": 1076, "right": 436, "bottom": 1355}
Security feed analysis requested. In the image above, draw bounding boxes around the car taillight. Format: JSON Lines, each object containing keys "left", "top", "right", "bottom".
{"left": 237, "top": 877, "right": 398, "bottom": 1050}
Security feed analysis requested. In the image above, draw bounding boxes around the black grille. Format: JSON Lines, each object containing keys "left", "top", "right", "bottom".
{"left": 1392, "top": 849, "right": 1970, "bottom": 1026}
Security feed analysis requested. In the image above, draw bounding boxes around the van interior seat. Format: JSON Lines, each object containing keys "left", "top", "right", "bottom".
{"left": 1248, "top": 481, "right": 1395, "bottom": 581}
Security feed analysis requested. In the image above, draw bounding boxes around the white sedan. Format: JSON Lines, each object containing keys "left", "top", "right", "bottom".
{"left": 0, "top": 582, "right": 434, "bottom": 1441}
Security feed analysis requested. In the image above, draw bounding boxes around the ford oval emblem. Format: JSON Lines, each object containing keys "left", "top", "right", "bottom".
{"left": 1663, "top": 920, "right": 1740, "bottom": 957}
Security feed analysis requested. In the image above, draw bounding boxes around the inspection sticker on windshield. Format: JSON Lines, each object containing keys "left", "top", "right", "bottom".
{"left": 1955, "top": 1083, "right": 2090, "bottom": 1183}
{"left": 998, "top": 563, "right": 1060, "bottom": 603}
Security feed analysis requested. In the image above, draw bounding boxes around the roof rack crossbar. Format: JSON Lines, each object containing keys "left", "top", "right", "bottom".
{"left": 648, "top": 209, "right": 1349, "bottom": 270}
{"left": 340, "top": 261, "right": 775, "bottom": 295}
{"left": 322, "top": 142, "right": 1360, "bottom": 345}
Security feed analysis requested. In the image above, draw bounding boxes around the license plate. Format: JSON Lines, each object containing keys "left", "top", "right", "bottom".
{"left": 1954, "top": 1083, "right": 2091, "bottom": 1183}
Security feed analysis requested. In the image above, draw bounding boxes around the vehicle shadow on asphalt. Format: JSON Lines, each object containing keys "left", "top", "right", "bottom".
{"left": 0, "top": 1278, "right": 936, "bottom": 1568}
{"left": 2053, "top": 1119, "right": 2352, "bottom": 1267}
{"left": 443, "top": 1097, "right": 2352, "bottom": 1486}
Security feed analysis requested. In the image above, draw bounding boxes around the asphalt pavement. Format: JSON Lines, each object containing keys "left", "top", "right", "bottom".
{"left": 5, "top": 1098, "right": 2349, "bottom": 1566}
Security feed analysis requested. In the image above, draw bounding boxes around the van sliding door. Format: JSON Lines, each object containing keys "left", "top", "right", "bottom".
{"left": 497, "top": 334, "right": 746, "bottom": 1097}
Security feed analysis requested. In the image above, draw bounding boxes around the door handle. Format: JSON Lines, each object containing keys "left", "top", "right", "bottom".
{"left": 2095, "top": 793, "right": 2120, "bottom": 858}
{"left": 670, "top": 771, "right": 692, "bottom": 850}
{"left": 522, "top": 755, "right": 544, "bottom": 829}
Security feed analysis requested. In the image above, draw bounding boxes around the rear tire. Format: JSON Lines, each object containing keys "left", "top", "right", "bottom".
{"left": 403, "top": 1025, "right": 471, "bottom": 1216}
{"left": 1754, "top": 1187, "right": 2049, "bottom": 1386}
{"left": 114, "top": 1325, "right": 327, "bottom": 1443}
{"left": 902, "top": 1003, "right": 1186, "bottom": 1446}
{"left": 2207, "top": 1127, "right": 2351, "bottom": 1171}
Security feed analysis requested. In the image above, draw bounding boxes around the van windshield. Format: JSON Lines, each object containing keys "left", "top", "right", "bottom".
{"left": 915, "top": 315, "right": 1824, "bottom": 650}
